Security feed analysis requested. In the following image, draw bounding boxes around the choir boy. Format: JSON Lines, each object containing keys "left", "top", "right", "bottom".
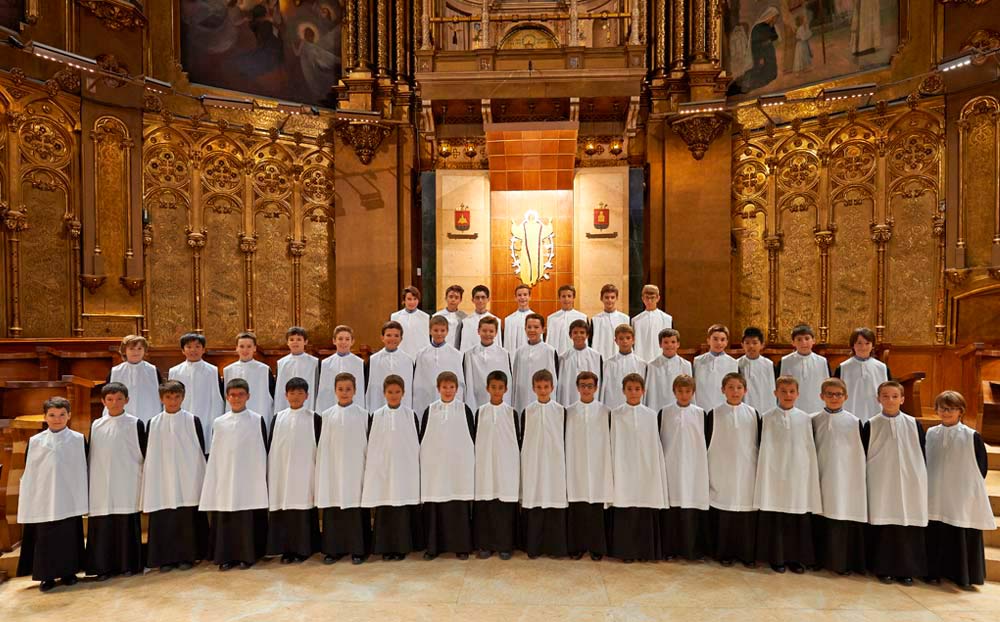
{"left": 433, "top": 284, "right": 467, "bottom": 349}
{"left": 316, "top": 325, "right": 367, "bottom": 412}
{"left": 107, "top": 334, "right": 162, "bottom": 422}
{"left": 199, "top": 378, "right": 269, "bottom": 570}
{"left": 512, "top": 313, "right": 559, "bottom": 412}
{"left": 86, "top": 383, "right": 145, "bottom": 581}
{"left": 266, "top": 377, "right": 321, "bottom": 563}
{"left": 142, "top": 380, "right": 209, "bottom": 572}
{"left": 412, "top": 315, "right": 466, "bottom": 416}
{"left": 565, "top": 371, "right": 613, "bottom": 560}
{"left": 546, "top": 284, "right": 587, "bottom": 356}
{"left": 644, "top": 328, "right": 692, "bottom": 412}
{"left": 705, "top": 372, "right": 760, "bottom": 567}
{"left": 316, "top": 372, "right": 371, "bottom": 565}
{"left": 274, "top": 326, "right": 320, "bottom": 415}
{"left": 16, "top": 397, "right": 88, "bottom": 592}
{"left": 419, "top": 371, "right": 476, "bottom": 559}
{"left": 520, "top": 369, "right": 569, "bottom": 558}
{"left": 778, "top": 324, "right": 829, "bottom": 414}
{"left": 754, "top": 376, "right": 822, "bottom": 574}
{"left": 601, "top": 324, "right": 647, "bottom": 409}
{"left": 222, "top": 331, "right": 274, "bottom": 427}
{"left": 659, "top": 374, "right": 710, "bottom": 560}
{"left": 590, "top": 283, "right": 630, "bottom": 361}
{"left": 168, "top": 332, "right": 224, "bottom": 450}
{"left": 556, "top": 319, "right": 602, "bottom": 407}
{"left": 835, "top": 327, "right": 890, "bottom": 422}
{"left": 925, "top": 391, "right": 995, "bottom": 587}
{"left": 693, "top": 324, "right": 739, "bottom": 412}
{"left": 392, "top": 285, "right": 431, "bottom": 359}
{"left": 631, "top": 284, "right": 673, "bottom": 363}
{"left": 366, "top": 321, "right": 415, "bottom": 411}
{"left": 460, "top": 285, "right": 502, "bottom": 352}
{"left": 463, "top": 315, "right": 512, "bottom": 412}
{"left": 812, "top": 378, "right": 867, "bottom": 575}
{"left": 737, "top": 327, "right": 775, "bottom": 415}
{"left": 473, "top": 371, "right": 520, "bottom": 560}
{"left": 503, "top": 284, "right": 535, "bottom": 353}
{"left": 863, "top": 380, "right": 928, "bottom": 585}
{"left": 362, "top": 375, "right": 424, "bottom": 560}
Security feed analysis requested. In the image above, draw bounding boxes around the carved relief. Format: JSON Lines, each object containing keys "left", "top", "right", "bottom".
{"left": 959, "top": 97, "right": 999, "bottom": 269}
{"left": 669, "top": 113, "right": 731, "bottom": 160}
{"left": 76, "top": 0, "right": 147, "bottom": 31}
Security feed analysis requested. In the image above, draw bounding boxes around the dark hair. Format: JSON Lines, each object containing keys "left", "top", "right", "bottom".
{"left": 402, "top": 285, "right": 422, "bottom": 301}
{"left": 180, "top": 332, "right": 206, "bottom": 348}
{"left": 285, "top": 376, "right": 310, "bottom": 393}
{"left": 658, "top": 328, "right": 680, "bottom": 343}
{"left": 741, "top": 326, "right": 765, "bottom": 342}
{"left": 721, "top": 372, "right": 747, "bottom": 390}
{"left": 877, "top": 380, "right": 904, "bottom": 396}
{"left": 382, "top": 320, "right": 404, "bottom": 336}
{"left": 436, "top": 371, "right": 459, "bottom": 387}
{"left": 532, "top": 369, "right": 554, "bottom": 385}
{"left": 707, "top": 323, "right": 730, "bottom": 339}
{"left": 934, "top": 390, "right": 966, "bottom": 412}
{"left": 101, "top": 382, "right": 129, "bottom": 399}
{"left": 445, "top": 284, "right": 465, "bottom": 297}
{"left": 672, "top": 374, "right": 695, "bottom": 390}
{"left": 576, "top": 370, "right": 599, "bottom": 387}
{"left": 472, "top": 284, "right": 491, "bottom": 298}
{"left": 486, "top": 370, "right": 508, "bottom": 387}
{"left": 514, "top": 283, "right": 531, "bottom": 294}
{"left": 286, "top": 326, "right": 309, "bottom": 340}
{"left": 478, "top": 315, "right": 499, "bottom": 329}
{"left": 600, "top": 283, "right": 619, "bottom": 297}
{"left": 236, "top": 331, "right": 258, "bottom": 345}
{"left": 557, "top": 284, "right": 576, "bottom": 296}
{"left": 525, "top": 312, "right": 546, "bottom": 329}
{"left": 42, "top": 396, "right": 71, "bottom": 414}
{"left": 383, "top": 374, "right": 405, "bottom": 391}
{"left": 429, "top": 315, "right": 450, "bottom": 329}
{"left": 791, "top": 324, "right": 815, "bottom": 339}
{"left": 622, "top": 372, "right": 645, "bottom": 390}
{"left": 334, "top": 372, "right": 356, "bottom": 389}
{"left": 849, "top": 327, "right": 876, "bottom": 347}
{"left": 226, "top": 378, "right": 250, "bottom": 394}
{"left": 569, "top": 319, "right": 589, "bottom": 335}
{"left": 775, "top": 375, "right": 800, "bottom": 389}
{"left": 159, "top": 379, "right": 186, "bottom": 397}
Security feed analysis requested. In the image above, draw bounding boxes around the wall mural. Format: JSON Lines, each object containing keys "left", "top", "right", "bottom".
{"left": 180, "top": 0, "right": 343, "bottom": 107}
{"left": 725, "top": 0, "right": 898, "bottom": 97}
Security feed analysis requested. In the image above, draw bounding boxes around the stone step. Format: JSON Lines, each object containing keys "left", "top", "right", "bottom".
{"left": 987, "top": 545, "right": 1000, "bottom": 582}
{"left": 984, "top": 517, "right": 1000, "bottom": 547}
{"left": 988, "top": 471, "right": 1000, "bottom": 516}
{"left": 987, "top": 444, "right": 1000, "bottom": 471}
{"left": 0, "top": 545, "right": 19, "bottom": 579}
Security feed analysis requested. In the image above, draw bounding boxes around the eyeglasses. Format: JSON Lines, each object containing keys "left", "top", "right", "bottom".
{"left": 822, "top": 391, "right": 846, "bottom": 398}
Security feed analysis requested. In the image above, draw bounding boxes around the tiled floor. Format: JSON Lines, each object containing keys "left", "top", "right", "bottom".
{"left": 2, "top": 554, "right": 998, "bottom": 621}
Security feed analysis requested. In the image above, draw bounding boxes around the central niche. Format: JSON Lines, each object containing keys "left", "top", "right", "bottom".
{"left": 498, "top": 24, "right": 560, "bottom": 50}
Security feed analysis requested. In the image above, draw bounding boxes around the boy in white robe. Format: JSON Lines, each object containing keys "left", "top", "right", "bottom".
{"left": 413, "top": 315, "right": 466, "bottom": 416}
{"left": 473, "top": 370, "right": 520, "bottom": 559}
{"left": 222, "top": 331, "right": 274, "bottom": 425}
{"left": 834, "top": 326, "right": 890, "bottom": 422}
{"left": 433, "top": 284, "right": 467, "bottom": 349}
{"left": 609, "top": 373, "right": 670, "bottom": 562}
{"left": 419, "top": 371, "right": 476, "bottom": 559}
{"left": 631, "top": 284, "right": 673, "bottom": 363}
{"left": 274, "top": 326, "right": 320, "bottom": 416}
{"left": 812, "top": 378, "right": 867, "bottom": 575}
{"left": 693, "top": 324, "right": 739, "bottom": 412}
{"left": 925, "top": 391, "right": 995, "bottom": 587}
{"left": 738, "top": 326, "right": 775, "bottom": 414}
{"left": 366, "top": 321, "right": 415, "bottom": 411}
{"left": 391, "top": 285, "right": 431, "bottom": 359}
{"left": 168, "top": 332, "right": 224, "bottom": 451}
{"left": 754, "top": 376, "right": 822, "bottom": 574}
{"left": 86, "top": 384, "right": 145, "bottom": 581}
{"left": 660, "top": 374, "right": 710, "bottom": 560}
{"left": 316, "top": 324, "right": 367, "bottom": 412}
{"left": 362, "top": 375, "right": 424, "bottom": 560}
{"left": 602, "top": 324, "right": 647, "bottom": 409}
{"left": 16, "top": 397, "right": 88, "bottom": 592}
{"left": 863, "top": 380, "right": 928, "bottom": 585}
{"left": 142, "top": 380, "right": 209, "bottom": 572}
{"left": 546, "top": 284, "right": 587, "bottom": 357}
{"left": 266, "top": 376, "right": 321, "bottom": 563}
{"left": 316, "top": 372, "right": 371, "bottom": 565}
{"left": 512, "top": 313, "right": 559, "bottom": 412}
{"left": 590, "top": 283, "right": 630, "bottom": 361}
{"left": 461, "top": 284, "right": 502, "bottom": 352}
{"left": 520, "top": 369, "right": 569, "bottom": 558}
{"left": 503, "top": 283, "right": 535, "bottom": 353}
{"left": 106, "top": 334, "right": 162, "bottom": 423}
{"left": 557, "top": 319, "right": 603, "bottom": 407}
{"left": 565, "top": 370, "right": 613, "bottom": 560}
{"left": 463, "top": 315, "right": 512, "bottom": 412}
{"left": 644, "top": 328, "right": 692, "bottom": 412}
{"left": 199, "top": 378, "right": 269, "bottom": 570}
{"left": 778, "top": 324, "right": 830, "bottom": 414}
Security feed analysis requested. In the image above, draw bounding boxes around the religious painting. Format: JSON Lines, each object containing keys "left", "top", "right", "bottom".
{"left": 180, "top": 0, "right": 343, "bottom": 107}
{"left": 725, "top": 0, "right": 898, "bottom": 98}
{"left": 0, "top": 0, "right": 23, "bottom": 31}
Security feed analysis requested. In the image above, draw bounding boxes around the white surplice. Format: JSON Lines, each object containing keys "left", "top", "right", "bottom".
{"left": 199, "top": 409, "right": 268, "bottom": 512}
{"left": 644, "top": 354, "right": 693, "bottom": 412}
{"left": 168, "top": 359, "right": 224, "bottom": 451}
{"left": 365, "top": 348, "right": 414, "bottom": 411}
{"left": 631, "top": 309, "right": 673, "bottom": 363}
{"left": 565, "top": 400, "right": 614, "bottom": 505}
{"left": 520, "top": 400, "right": 567, "bottom": 509}
{"left": 463, "top": 342, "right": 512, "bottom": 412}
{"left": 316, "top": 352, "right": 367, "bottom": 413}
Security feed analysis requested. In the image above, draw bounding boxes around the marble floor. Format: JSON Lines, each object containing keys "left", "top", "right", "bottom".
{"left": 2, "top": 555, "right": 999, "bottom": 622}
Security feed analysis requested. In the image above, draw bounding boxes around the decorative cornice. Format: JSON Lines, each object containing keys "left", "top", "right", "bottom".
{"left": 962, "top": 29, "right": 1000, "bottom": 63}
{"left": 668, "top": 112, "right": 732, "bottom": 161}
{"left": 119, "top": 276, "right": 144, "bottom": 295}
{"left": 79, "top": 274, "right": 107, "bottom": 293}
{"left": 937, "top": 0, "right": 992, "bottom": 5}
{"left": 870, "top": 223, "right": 893, "bottom": 244}
{"left": 2, "top": 204, "right": 28, "bottom": 232}
{"left": 336, "top": 121, "right": 393, "bottom": 165}
{"left": 76, "top": 0, "right": 147, "bottom": 31}
{"left": 945, "top": 268, "right": 971, "bottom": 285}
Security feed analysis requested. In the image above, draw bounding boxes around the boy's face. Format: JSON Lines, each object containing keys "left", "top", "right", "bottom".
{"left": 525, "top": 319, "right": 543, "bottom": 341}
{"left": 384, "top": 383, "right": 404, "bottom": 408}
{"left": 182, "top": 340, "right": 205, "bottom": 362}
{"left": 774, "top": 382, "right": 799, "bottom": 409}
{"left": 382, "top": 328, "right": 402, "bottom": 349}
{"left": 486, "top": 379, "right": 507, "bottom": 404}
{"left": 478, "top": 322, "right": 497, "bottom": 345}
{"left": 286, "top": 388, "right": 308, "bottom": 409}
{"left": 723, "top": 379, "right": 746, "bottom": 404}
{"left": 335, "top": 380, "right": 356, "bottom": 405}
{"left": 792, "top": 333, "right": 815, "bottom": 355}
{"left": 673, "top": 385, "right": 694, "bottom": 406}
{"left": 236, "top": 337, "right": 256, "bottom": 361}
{"left": 472, "top": 290, "right": 489, "bottom": 314}
{"left": 615, "top": 332, "right": 634, "bottom": 353}
{"left": 624, "top": 381, "right": 644, "bottom": 405}
{"left": 878, "top": 386, "right": 904, "bottom": 414}
{"left": 708, "top": 331, "right": 728, "bottom": 353}
{"left": 515, "top": 287, "right": 531, "bottom": 309}
{"left": 937, "top": 405, "right": 962, "bottom": 426}
{"left": 559, "top": 289, "right": 575, "bottom": 310}
{"left": 334, "top": 331, "right": 354, "bottom": 353}
{"left": 642, "top": 291, "right": 659, "bottom": 311}
{"left": 445, "top": 290, "right": 462, "bottom": 312}
{"left": 438, "top": 380, "right": 458, "bottom": 402}
{"left": 576, "top": 376, "right": 598, "bottom": 402}
{"left": 660, "top": 335, "right": 680, "bottom": 357}
{"left": 44, "top": 407, "right": 70, "bottom": 432}
{"left": 124, "top": 343, "right": 145, "bottom": 364}
{"left": 821, "top": 384, "right": 847, "bottom": 412}
{"left": 162, "top": 392, "right": 184, "bottom": 412}
{"left": 853, "top": 335, "right": 873, "bottom": 359}
{"left": 532, "top": 379, "right": 553, "bottom": 401}
{"left": 287, "top": 334, "right": 307, "bottom": 354}
{"left": 102, "top": 391, "right": 128, "bottom": 416}
{"left": 742, "top": 337, "right": 763, "bottom": 357}
{"left": 430, "top": 323, "right": 449, "bottom": 345}
{"left": 570, "top": 327, "right": 588, "bottom": 349}
{"left": 403, "top": 292, "right": 420, "bottom": 311}
{"left": 226, "top": 388, "right": 250, "bottom": 412}
{"left": 601, "top": 291, "right": 617, "bottom": 313}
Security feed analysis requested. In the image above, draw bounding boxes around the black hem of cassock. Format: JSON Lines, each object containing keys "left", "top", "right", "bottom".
{"left": 755, "top": 511, "right": 816, "bottom": 566}
{"left": 473, "top": 500, "right": 518, "bottom": 553}
{"left": 424, "top": 501, "right": 472, "bottom": 555}
{"left": 609, "top": 508, "right": 662, "bottom": 561}
{"left": 814, "top": 516, "right": 866, "bottom": 574}
{"left": 372, "top": 505, "right": 425, "bottom": 554}
{"left": 926, "top": 520, "right": 986, "bottom": 587}
{"left": 567, "top": 502, "right": 608, "bottom": 556}
{"left": 85, "top": 513, "right": 144, "bottom": 576}
{"left": 16, "top": 516, "right": 85, "bottom": 581}
{"left": 320, "top": 507, "right": 372, "bottom": 557}
{"left": 208, "top": 510, "right": 268, "bottom": 565}
{"left": 708, "top": 508, "right": 757, "bottom": 564}
{"left": 520, "top": 507, "right": 569, "bottom": 557}
{"left": 661, "top": 508, "right": 708, "bottom": 560}
{"left": 866, "top": 524, "right": 928, "bottom": 578}
{"left": 266, "top": 509, "right": 320, "bottom": 557}
{"left": 147, "top": 507, "right": 209, "bottom": 567}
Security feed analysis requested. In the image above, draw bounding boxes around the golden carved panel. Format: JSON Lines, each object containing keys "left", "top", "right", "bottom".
{"left": 777, "top": 207, "right": 820, "bottom": 339}
{"left": 733, "top": 212, "right": 768, "bottom": 334}
{"left": 147, "top": 198, "right": 193, "bottom": 346}
{"left": 203, "top": 210, "right": 244, "bottom": 345}
{"left": 18, "top": 184, "right": 72, "bottom": 337}
{"left": 829, "top": 195, "right": 876, "bottom": 343}
{"left": 886, "top": 190, "right": 937, "bottom": 345}
{"left": 88, "top": 116, "right": 133, "bottom": 314}
{"left": 300, "top": 214, "right": 336, "bottom": 345}
{"left": 252, "top": 212, "right": 293, "bottom": 344}
{"left": 960, "top": 97, "right": 998, "bottom": 269}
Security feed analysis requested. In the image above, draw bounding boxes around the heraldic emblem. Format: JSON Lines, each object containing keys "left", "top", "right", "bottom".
{"left": 510, "top": 210, "right": 556, "bottom": 286}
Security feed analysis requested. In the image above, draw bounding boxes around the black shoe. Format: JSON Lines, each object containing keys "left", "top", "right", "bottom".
{"left": 719, "top": 558, "right": 734, "bottom": 567}
{"left": 39, "top": 580, "right": 57, "bottom": 593}
{"left": 123, "top": 570, "right": 136, "bottom": 577}
{"left": 351, "top": 555, "right": 365, "bottom": 565}
{"left": 457, "top": 553, "right": 469, "bottom": 560}
{"left": 569, "top": 552, "right": 584, "bottom": 560}
{"left": 281, "top": 554, "right": 294, "bottom": 564}
{"left": 219, "top": 562, "right": 234, "bottom": 572}
{"left": 499, "top": 551, "right": 512, "bottom": 560}
{"left": 623, "top": 559, "right": 634, "bottom": 564}
{"left": 323, "top": 555, "right": 337, "bottom": 565}
{"left": 160, "top": 564, "right": 176, "bottom": 573}
{"left": 382, "top": 554, "right": 393, "bottom": 561}
{"left": 788, "top": 563, "right": 805, "bottom": 574}
{"left": 771, "top": 564, "right": 786, "bottom": 574}
{"left": 393, "top": 553, "right": 406, "bottom": 561}
{"left": 743, "top": 561, "right": 757, "bottom": 569}
{"left": 177, "top": 562, "right": 193, "bottom": 571}
{"left": 924, "top": 576, "right": 941, "bottom": 585}
{"left": 877, "top": 575, "right": 893, "bottom": 584}
{"left": 61, "top": 575, "right": 78, "bottom": 586}
{"left": 664, "top": 555, "right": 676, "bottom": 562}
{"left": 294, "top": 555, "right": 308, "bottom": 563}
{"left": 591, "top": 553, "right": 603, "bottom": 561}
{"left": 837, "top": 570, "right": 851, "bottom": 576}
{"left": 897, "top": 576, "right": 913, "bottom": 586}
{"left": 95, "top": 573, "right": 112, "bottom": 582}
{"left": 239, "top": 562, "right": 253, "bottom": 569}
{"left": 527, "top": 553, "right": 540, "bottom": 559}
{"left": 477, "top": 550, "right": 492, "bottom": 559}
{"left": 423, "top": 552, "right": 438, "bottom": 561}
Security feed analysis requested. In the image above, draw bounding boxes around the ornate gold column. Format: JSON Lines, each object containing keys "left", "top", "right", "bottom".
{"left": 421, "top": 0, "right": 432, "bottom": 50}
{"left": 671, "top": 0, "right": 685, "bottom": 70}
{"left": 765, "top": 233, "right": 782, "bottom": 343}
{"left": 289, "top": 239, "right": 305, "bottom": 326}
{"left": 871, "top": 224, "right": 892, "bottom": 343}
{"left": 708, "top": 0, "right": 721, "bottom": 65}
{"left": 377, "top": 0, "right": 390, "bottom": 76}
{"left": 815, "top": 229, "right": 834, "bottom": 343}
{"left": 395, "top": 0, "right": 407, "bottom": 77}
{"left": 239, "top": 233, "right": 257, "bottom": 333}
{"left": 186, "top": 228, "right": 206, "bottom": 333}
{"left": 345, "top": 0, "right": 357, "bottom": 71}
{"left": 933, "top": 207, "right": 946, "bottom": 345}
{"left": 2, "top": 204, "right": 27, "bottom": 337}
{"left": 692, "top": 0, "right": 707, "bottom": 61}
{"left": 141, "top": 220, "right": 152, "bottom": 338}
{"left": 357, "top": 0, "right": 372, "bottom": 69}
{"left": 66, "top": 215, "right": 84, "bottom": 336}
